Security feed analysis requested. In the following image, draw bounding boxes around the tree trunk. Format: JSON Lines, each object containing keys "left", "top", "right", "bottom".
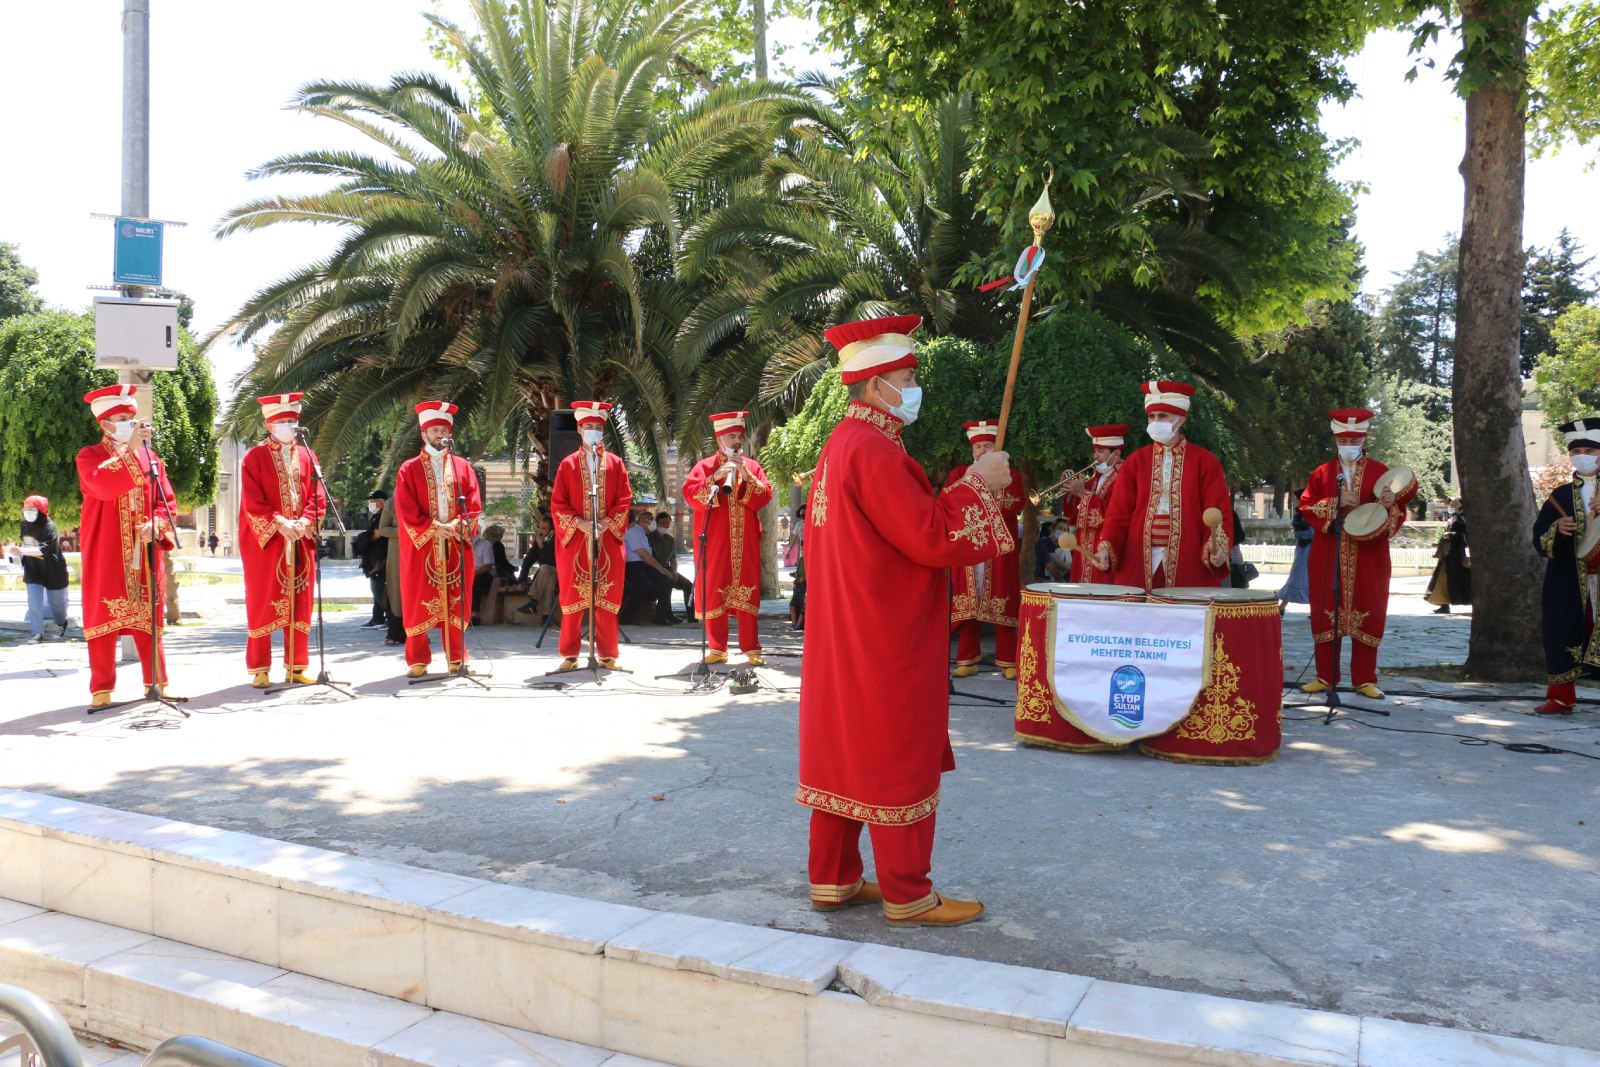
{"left": 1455, "top": 0, "right": 1543, "bottom": 681}
{"left": 753, "top": 0, "right": 768, "bottom": 80}
{"left": 760, "top": 493, "right": 779, "bottom": 599}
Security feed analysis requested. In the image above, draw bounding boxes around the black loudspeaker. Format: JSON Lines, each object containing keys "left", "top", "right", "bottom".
{"left": 548, "top": 409, "right": 580, "bottom": 477}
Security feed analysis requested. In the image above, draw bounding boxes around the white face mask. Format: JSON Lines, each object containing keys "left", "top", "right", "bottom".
{"left": 110, "top": 420, "right": 136, "bottom": 443}
{"left": 1573, "top": 454, "right": 1600, "bottom": 477}
{"left": 582, "top": 428, "right": 604, "bottom": 447}
{"left": 367, "top": 501, "right": 381, "bottom": 515}
{"left": 1337, "top": 445, "right": 1363, "bottom": 463}
{"left": 1146, "top": 421, "right": 1176, "bottom": 445}
{"left": 721, "top": 444, "right": 740, "bottom": 456}
{"left": 424, "top": 441, "right": 447, "bottom": 457}
{"left": 271, "top": 423, "right": 299, "bottom": 444}
{"left": 878, "top": 378, "right": 922, "bottom": 426}
{"left": 22, "top": 509, "right": 39, "bottom": 523}
{"left": 1093, "top": 460, "right": 1113, "bottom": 474}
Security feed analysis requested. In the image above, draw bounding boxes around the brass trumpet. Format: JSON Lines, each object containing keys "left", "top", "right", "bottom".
{"left": 1027, "top": 463, "right": 1097, "bottom": 507}
{"left": 790, "top": 466, "right": 818, "bottom": 487}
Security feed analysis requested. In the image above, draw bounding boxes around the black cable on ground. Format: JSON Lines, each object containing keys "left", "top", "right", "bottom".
{"left": 1284, "top": 705, "right": 1600, "bottom": 762}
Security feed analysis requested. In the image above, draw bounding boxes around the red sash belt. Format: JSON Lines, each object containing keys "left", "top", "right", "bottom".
{"left": 1149, "top": 515, "right": 1172, "bottom": 548}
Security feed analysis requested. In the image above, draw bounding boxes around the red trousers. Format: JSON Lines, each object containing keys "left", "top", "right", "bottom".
{"left": 808, "top": 808, "right": 937, "bottom": 914}
{"left": 1314, "top": 637, "right": 1379, "bottom": 686}
{"left": 1546, "top": 681, "right": 1577, "bottom": 707}
{"left": 560, "top": 607, "right": 619, "bottom": 659}
{"left": 407, "top": 624, "right": 468, "bottom": 668}
{"left": 87, "top": 631, "right": 167, "bottom": 696}
{"left": 247, "top": 626, "right": 309, "bottom": 673}
{"left": 705, "top": 610, "right": 760, "bottom": 654}
{"left": 953, "top": 620, "right": 1017, "bottom": 668}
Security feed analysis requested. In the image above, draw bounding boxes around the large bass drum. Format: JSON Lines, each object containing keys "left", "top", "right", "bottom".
{"left": 1015, "top": 582, "right": 1146, "bottom": 753}
{"left": 1137, "top": 587, "right": 1282, "bottom": 765}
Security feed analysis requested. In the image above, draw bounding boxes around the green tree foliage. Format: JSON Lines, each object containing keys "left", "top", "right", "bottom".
{"left": 212, "top": 0, "right": 796, "bottom": 493}
{"left": 1375, "top": 236, "right": 1458, "bottom": 391}
{"left": 1527, "top": 2, "right": 1600, "bottom": 156}
{"left": 1246, "top": 299, "right": 1375, "bottom": 495}
{"left": 1521, "top": 228, "right": 1595, "bottom": 375}
{"left": 1531, "top": 304, "right": 1600, "bottom": 427}
{"left": 762, "top": 307, "right": 1235, "bottom": 495}
{"left": 811, "top": 0, "right": 1367, "bottom": 336}
{"left": 0, "top": 241, "right": 44, "bottom": 322}
{"left": 0, "top": 309, "right": 218, "bottom": 527}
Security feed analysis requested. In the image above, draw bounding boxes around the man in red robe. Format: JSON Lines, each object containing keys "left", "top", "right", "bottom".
{"left": 799, "top": 315, "right": 1014, "bottom": 928}
{"left": 945, "top": 419, "right": 1025, "bottom": 679}
{"left": 1299, "top": 408, "right": 1417, "bottom": 699}
{"left": 1062, "top": 423, "right": 1127, "bottom": 583}
{"left": 552, "top": 401, "right": 632, "bottom": 670}
{"left": 394, "top": 401, "right": 482, "bottom": 677}
{"left": 75, "top": 385, "right": 177, "bottom": 707}
{"left": 238, "top": 393, "right": 327, "bottom": 688}
{"left": 683, "top": 411, "right": 773, "bottom": 666}
{"left": 1097, "top": 381, "right": 1230, "bottom": 589}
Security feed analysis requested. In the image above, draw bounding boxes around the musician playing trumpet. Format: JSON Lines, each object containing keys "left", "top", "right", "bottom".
{"left": 1058, "top": 424, "right": 1126, "bottom": 583}
{"left": 1532, "top": 416, "right": 1600, "bottom": 714}
{"left": 1298, "top": 408, "right": 1417, "bottom": 700}
{"left": 683, "top": 411, "right": 773, "bottom": 666}
{"left": 944, "top": 420, "right": 1026, "bottom": 679}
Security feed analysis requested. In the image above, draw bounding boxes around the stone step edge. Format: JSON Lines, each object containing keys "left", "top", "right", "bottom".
{"left": 0, "top": 898, "right": 668, "bottom": 1067}
{"left": 1, "top": 786, "right": 1595, "bottom": 1067}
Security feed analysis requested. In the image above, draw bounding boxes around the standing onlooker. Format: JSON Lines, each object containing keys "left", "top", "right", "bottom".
{"left": 19, "top": 495, "right": 69, "bottom": 643}
{"left": 789, "top": 504, "right": 807, "bottom": 630}
{"left": 1278, "top": 487, "right": 1313, "bottom": 614}
{"left": 1033, "top": 521, "right": 1058, "bottom": 581}
{"left": 221, "top": 531, "right": 232, "bottom": 556}
{"left": 1426, "top": 499, "right": 1472, "bottom": 614}
{"left": 208, "top": 532, "right": 219, "bottom": 555}
{"left": 356, "top": 489, "right": 389, "bottom": 627}
{"left": 650, "top": 512, "right": 696, "bottom": 623}
{"left": 1225, "top": 506, "right": 1254, "bottom": 589}
{"left": 378, "top": 490, "right": 406, "bottom": 647}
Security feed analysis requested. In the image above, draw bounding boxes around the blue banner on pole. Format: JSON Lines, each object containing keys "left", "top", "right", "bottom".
{"left": 112, "top": 217, "right": 163, "bottom": 286}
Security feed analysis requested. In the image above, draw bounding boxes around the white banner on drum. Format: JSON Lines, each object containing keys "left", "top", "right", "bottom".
{"left": 1048, "top": 601, "right": 1213, "bottom": 743}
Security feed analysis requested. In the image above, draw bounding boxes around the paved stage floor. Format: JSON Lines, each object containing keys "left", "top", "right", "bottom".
{"left": 1, "top": 571, "right": 1596, "bottom": 1051}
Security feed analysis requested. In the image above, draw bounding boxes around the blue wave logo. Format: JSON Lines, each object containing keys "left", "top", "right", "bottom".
{"left": 1109, "top": 665, "right": 1146, "bottom": 728}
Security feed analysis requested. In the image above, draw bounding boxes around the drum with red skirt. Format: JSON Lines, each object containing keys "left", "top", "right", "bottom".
{"left": 1015, "top": 581, "right": 1147, "bottom": 752}
{"left": 1138, "top": 587, "right": 1282, "bottom": 765}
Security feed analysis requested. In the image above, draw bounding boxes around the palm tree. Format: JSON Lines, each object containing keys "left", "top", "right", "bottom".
{"left": 207, "top": 0, "right": 794, "bottom": 485}
{"left": 671, "top": 86, "right": 1007, "bottom": 452}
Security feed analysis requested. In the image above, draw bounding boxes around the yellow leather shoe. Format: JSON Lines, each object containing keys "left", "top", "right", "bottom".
{"left": 286, "top": 670, "right": 313, "bottom": 685}
{"left": 952, "top": 664, "right": 979, "bottom": 678}
{"left": 407, "top": 664, "right": 428, "bottom": 678}
{"left": 703, "top": 650, "right": 728, "bottom": 665}
{"left": 1300, "top": 678, "right": 1332, "bottom": 694}
{"left": 1001, "top": 667, "right": 1017, "bottom": 681}
{"left": 158, "top": 685, "right": 186, "bottom": 701}
{"left": 812, "top": 880, "right": 883, "bottom": 913}
{"left": 599, "top": 657, "right": 619, "bottom": 670}
{"left": 1354, "top": 682, "right": 1386, "bottom": 699}
{"left": 885, "top": 894, "right": 985, "bottom": 928}
{"left": 250, "top": 672, "right": 271, "bottom": 689}
{"left": 89, "top": 692, "right": 112, "bottom": 709}
{"left": 447, "top": 662, "right": 477, "bottom": 676}
{"left": 559, "top": 657, "right": 579, "bottom": 670}
{"left": 745, "top": 651, "right": 766, "bottom": 667}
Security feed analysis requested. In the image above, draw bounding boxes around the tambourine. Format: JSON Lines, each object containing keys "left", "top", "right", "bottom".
{"left": 1343, "top": 502, "right": 1390, "bottom": 542}
{"left": 1377, "top": 465, "right": 1415, "bottom": 499}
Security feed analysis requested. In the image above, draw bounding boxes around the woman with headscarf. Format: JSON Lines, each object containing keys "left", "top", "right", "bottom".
{"left": 18, "top": 495, "right": 70, "bottom": 642}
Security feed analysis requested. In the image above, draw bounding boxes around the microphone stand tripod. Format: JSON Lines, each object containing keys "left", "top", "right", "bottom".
{"left": 274, "top": 432, "right": 356, "bottom": 699}
{"left": 93, "top": 440, "right": 189, "bottom": 718}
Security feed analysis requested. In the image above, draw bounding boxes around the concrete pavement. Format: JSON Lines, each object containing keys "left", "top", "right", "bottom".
{"left": 0, "top": 575, "right": 1596, "bottom": 1052}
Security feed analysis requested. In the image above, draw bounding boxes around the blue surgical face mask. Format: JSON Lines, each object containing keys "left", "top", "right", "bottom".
{"left": 879, "top": 378, "right": 923, "bottom": 426}
{"left": 22, "top": 509, "right": 39, "bottom": 523}
{"left": 582, "top": 429, "right": 604, "bottom": 447}
{"left": 1573, "top": 454, "right": 1599, "bottom": 477}
{"left": 1338, "top": 445, "right": 1363, "bottom": 463}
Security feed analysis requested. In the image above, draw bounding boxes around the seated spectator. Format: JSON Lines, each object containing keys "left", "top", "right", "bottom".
{"left": 620, "top": 510, "right": 675, "bottom": 624}
{"left": 516, "top": 514, "right": 559, "bottom": 620}
{"left": 649, "top": 512, "right": 696, "bottom": 623}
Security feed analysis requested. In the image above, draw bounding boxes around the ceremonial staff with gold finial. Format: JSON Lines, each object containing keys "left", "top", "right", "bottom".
{"left": 995, "top": 169, "right": 1056, "bottom": 451}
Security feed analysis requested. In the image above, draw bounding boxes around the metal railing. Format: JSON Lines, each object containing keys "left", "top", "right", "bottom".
{"left": 0, "top": 983, "right": 82, "bottom": 1067}
{"left": 0, "top": 982, "right": 281, "bottom": 1067}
